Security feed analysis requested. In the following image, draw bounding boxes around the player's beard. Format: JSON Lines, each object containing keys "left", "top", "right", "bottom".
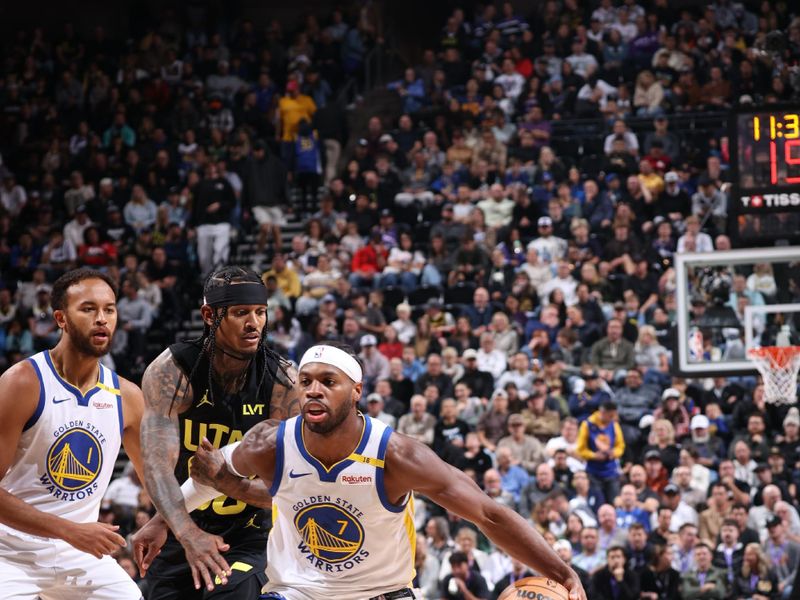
{"left": 304, "top": 399, "right": 354, "bottom": 435}
{"left": 64, "top": 316, "right": 114, "bottom": 358}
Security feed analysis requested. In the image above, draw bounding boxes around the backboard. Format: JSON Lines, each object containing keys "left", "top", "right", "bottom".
{"left": 674, "top": 246, "right": 800, "bottom": 376}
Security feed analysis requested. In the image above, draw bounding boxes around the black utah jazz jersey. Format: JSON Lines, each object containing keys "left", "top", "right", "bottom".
{"left": 161, "top": 340, "right": 284, "bottom": 559}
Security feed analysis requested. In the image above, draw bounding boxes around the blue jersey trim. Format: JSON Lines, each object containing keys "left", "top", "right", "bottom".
{"left": 23, "top": 358, "right": 46, "bottom": 432}
{"left": 111, "top": 370, "right": 123, "bottom": 436}
{"left": 295, "top": 414, "right": 372, "bottom": 482}
{"left": 376, "top": 426, "right": 406, "bottom": 513}
{"left": 268, "top": 420, "right": 286, "bottom": 496}
{"left": 44, "top": 351, "right": 102, "bottom": 406}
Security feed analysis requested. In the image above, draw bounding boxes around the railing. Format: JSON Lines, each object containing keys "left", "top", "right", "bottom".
{"left": 547, "top": 111, "right": 729, "bottom": 158}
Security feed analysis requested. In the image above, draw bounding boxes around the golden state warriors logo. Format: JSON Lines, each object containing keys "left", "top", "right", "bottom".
{"left": 294, "top": 503, "right": 364, "bottom": 563}
{"left": 594, "top": 433, "right": 611, "bottom": 453}
{"left": 46, "top": 428, "right": 103, "bottom": 492}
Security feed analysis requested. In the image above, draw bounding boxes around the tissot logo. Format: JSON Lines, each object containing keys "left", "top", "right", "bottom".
{"left": 741, "top": 192, "right": 800, "bottom": 208}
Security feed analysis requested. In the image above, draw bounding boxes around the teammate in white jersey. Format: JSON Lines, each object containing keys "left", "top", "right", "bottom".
{"left": 134, "top": 341, "right": 587, "bottom": 600}
{"left": 0, "top": 268, "right": 146, "bottom": 600}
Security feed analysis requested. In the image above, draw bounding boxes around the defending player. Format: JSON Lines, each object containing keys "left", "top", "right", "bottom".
{"left": 136, "top": 266, "right": 300, "bottom": 598}
{"left": 139, "top": 341, "right": 587, "bottom": 600}
{"left": 0, "top": 268, "right": 146, "bottom": 599}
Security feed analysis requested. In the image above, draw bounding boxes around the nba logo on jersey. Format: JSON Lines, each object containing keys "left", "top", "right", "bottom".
{"left": 39, "top": 422, "right": 107, "bottom": 501}
{"left": 294, "top": 502, "right": 368, "bottom": 568}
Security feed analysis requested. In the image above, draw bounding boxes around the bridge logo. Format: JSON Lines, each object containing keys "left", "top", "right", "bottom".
{"left": 46, "top": 428, "right": 103, "bottom": 492}
{"left": 293, "top": 502, "right": 364, "bottom": 563}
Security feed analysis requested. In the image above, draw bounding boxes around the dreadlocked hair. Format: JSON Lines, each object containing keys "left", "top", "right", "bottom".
{"left": 171, "top": 266, "right": 292, "bottom": 414}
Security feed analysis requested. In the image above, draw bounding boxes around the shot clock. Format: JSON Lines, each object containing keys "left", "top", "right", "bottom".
{"left": 739, "top": 111, "right": 800, "bottom": 187}
{"left": 729, "top": 105, "right": 800, "bottom": 245}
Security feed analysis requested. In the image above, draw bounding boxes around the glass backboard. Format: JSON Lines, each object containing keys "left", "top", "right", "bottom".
{"left": 674, "top": 246, "right": 800, "bottom": 376}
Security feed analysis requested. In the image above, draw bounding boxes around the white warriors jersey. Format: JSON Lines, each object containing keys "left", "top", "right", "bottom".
{"left": 1, "top": 351, "right": 124, "bottom": 529}
{"left": 265, "top": 414, "right": 416, "bottom": 600}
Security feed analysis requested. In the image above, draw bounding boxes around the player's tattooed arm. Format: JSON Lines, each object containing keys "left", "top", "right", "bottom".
{"left": 140, "top": 349, "right": 198, "bottom": 540}
{"left": 189, "top": 422, "right": 280, "bottom": 509}
{"left": 269, "top": 364, "right": 301, "bottom": 420}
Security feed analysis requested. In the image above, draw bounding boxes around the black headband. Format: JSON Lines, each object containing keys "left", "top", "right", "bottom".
{"left": 204, "top": 282, "right": 269, "bottom": 307}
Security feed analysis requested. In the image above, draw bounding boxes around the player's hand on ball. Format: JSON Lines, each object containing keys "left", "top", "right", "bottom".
{"left": 190, "top": 437, "right": 230, "bottom": 489}
{"left": 132, "top": 514, "right": 169, "bottom": 576}
{"left": 62, "top": 522, "right": 126, "bottom": 559}
{"left": 564, "top": 573, "right": 588, "bottom": 600}
{"left": 181, "top": 528, "right": 231, "bottom": 592}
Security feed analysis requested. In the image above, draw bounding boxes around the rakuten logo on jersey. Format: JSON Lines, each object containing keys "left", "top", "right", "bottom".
{"left": 741, "top": 193, "right": 800, "bottom": 209}
{"left": 341, "top": 474, "right": 373, "bottom": 485}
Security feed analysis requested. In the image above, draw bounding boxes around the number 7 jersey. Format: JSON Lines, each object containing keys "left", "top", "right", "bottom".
{"left": 264, "top": 414, "right": 416, "bottom": 600}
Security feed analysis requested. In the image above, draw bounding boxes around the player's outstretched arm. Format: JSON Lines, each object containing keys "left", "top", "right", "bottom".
{"left": 385, "top": 434, "right": 588, "bottom": 600}
{"left": 0, "top": 362, "right": 126, "bottom": 558}
{"left": 187, "top": 419, "right": 282, "bottom": 507}
{"left": 134, "top": 419, "right": 280, "bottom": 588}
{"left": 138, "top": 349, "right": 231, "bottom": 591}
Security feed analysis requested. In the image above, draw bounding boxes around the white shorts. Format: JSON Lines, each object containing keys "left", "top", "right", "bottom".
{"left": 0, "top": 529, "right": 142, "bottom": 600}
{"left": 253, "top": 206, "right": 287, "bottom": 227}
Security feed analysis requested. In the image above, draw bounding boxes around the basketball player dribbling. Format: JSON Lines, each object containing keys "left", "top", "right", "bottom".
{"left": 136, "top": 341, "right": 587, "bottom": 600}
{"left": 0, "top": 268, "right": 146, "bottom": 600}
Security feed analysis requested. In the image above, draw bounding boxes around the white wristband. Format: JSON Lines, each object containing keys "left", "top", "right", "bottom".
{"left": 180, "top": 477, "right": 221, "bottom": 512}
{"left": 180, "top": 441, "right": 244, "bottom": 512}
{"left": 221, "top": 442, "right": 247, "bottom": 478}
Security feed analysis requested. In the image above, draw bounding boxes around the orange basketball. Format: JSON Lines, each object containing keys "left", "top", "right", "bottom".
{"left": 496, "top": 576, "right": 570, "bottom": 600}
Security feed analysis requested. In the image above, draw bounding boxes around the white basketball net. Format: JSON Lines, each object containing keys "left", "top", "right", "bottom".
{"left": 748, "top": 346, "right": 800, "bottom": 405}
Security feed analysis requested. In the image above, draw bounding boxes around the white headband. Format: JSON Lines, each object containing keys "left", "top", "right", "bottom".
{"left": 298, "top": 345, "right": 363, "bottom": 383}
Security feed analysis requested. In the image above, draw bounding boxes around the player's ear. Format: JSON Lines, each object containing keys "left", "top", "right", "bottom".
{"left": 200, "top": 304, "right": 215, "bottom": 326}
{"left": 53, "top": 309, "right": 66, "bottom": 330}
{"left": 352, "top": 382, "right": 363, "bottom": 404}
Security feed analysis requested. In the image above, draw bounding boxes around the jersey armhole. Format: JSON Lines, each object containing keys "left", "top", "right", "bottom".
{"left": 375, "top": 426, "right": 408, "bottom": 513}
{"left": 268, "top": 420, "right": 286, "bottom": 497}
{"left": 111, "top": 370, "right": 123, "bottom": 436}
{"left": 23, "top": 358, "right": 46, "bottom": 432}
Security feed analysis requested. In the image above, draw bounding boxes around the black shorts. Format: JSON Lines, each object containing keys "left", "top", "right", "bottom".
{"left": 143, "top": 544, "right": 267, "bottom": 600}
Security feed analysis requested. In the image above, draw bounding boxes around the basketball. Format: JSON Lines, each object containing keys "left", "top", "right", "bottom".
{"left": 496, "top": 576, "right": 570, "bottom": 600}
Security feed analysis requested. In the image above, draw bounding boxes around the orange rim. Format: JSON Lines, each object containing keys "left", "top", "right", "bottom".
{"left": 748, "top": 346, "right": 800, "bottom": 369}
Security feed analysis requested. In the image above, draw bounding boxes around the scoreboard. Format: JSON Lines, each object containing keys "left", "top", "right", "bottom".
{"left": 729, "top": 105, "right": 800, "bottom": 244}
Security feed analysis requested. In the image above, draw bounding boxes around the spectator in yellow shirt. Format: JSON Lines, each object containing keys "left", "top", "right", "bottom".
{"left": 638, "top": 159, "right": 664, "bottom": 197}
{"left": 261, "top": 253, "right": 301, "bottom": 299}
{"left": 278, "top": 79, "right": 316, "bottom": 164}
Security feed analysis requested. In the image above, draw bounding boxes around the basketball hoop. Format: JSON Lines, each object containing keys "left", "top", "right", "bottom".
{"left": 748, "top": 346, "right": 800, "bottom": 405}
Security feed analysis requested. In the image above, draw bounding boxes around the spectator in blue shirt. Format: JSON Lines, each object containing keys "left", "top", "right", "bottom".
{"left": 569, "top": 370, "right": 613, "bottom": 422}
{"left": 462, "top": 286, "right": 493, "bottom": 335}
{"left": 496, "top": 446, "right": 530, "bottom": 505}
{"left": 617, "top": 484, "right": 652, "bottom": 532}
{"left": 401, "top": 346, "right": 426, "bottom": 382}
{"left": 387, "top": 68, "right": 426, "bottom": 115}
